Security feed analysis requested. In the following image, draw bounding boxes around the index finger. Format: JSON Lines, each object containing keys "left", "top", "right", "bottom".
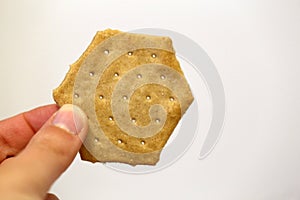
{"left": 0, "top": 104, "right": 59, "bottom": 162}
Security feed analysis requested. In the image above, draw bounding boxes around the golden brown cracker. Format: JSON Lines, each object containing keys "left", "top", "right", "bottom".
{"left": 53, "top": 29, "right": 193, "bottom": 165}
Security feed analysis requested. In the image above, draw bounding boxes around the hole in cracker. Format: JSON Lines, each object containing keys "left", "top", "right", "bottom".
{"left": 131, "top": 118, "right": 136, "bottom": 123}
{"left": 141, "top": 141, "right": 145, "bottom": 145}
{"left": 128, "top": 51, "right": 133, "bottom": 56}
{"left": 99, "top": 95, "right": 104, "bottom": 100}
{"left": 160, "top": 75, "right": 166, "bottom": 80}
{"left": 169, "top": 97, "right": 175, "bottom": 101}
{"left": 151, "top": 53, "right": 157, "bottom": 58}
{"left": 74, "top": 93, "right": 79, "bottom": 98}
{"left": 104, "top": 49, "right": 109, "bottom": 55}
{"left": 114, "top": 72, "right": 119, "bottom": 77}
{"left": 117, "top": 139, "right": 122, "bottom": 144}
{"left": 89, "top": 72, "right": 94, "bottom": 77}
{"left": 137, "top": 74, "right": 142, "bottom": 79}
{"left": 146, "top": 95, "right": 151, "bottom": 100}
{"left": 108, "top": 116, "right": 114, "bottom": 121}
{"left": 94, "top": 137, "right": 99, "bottom": 143}
{"left": 155, "top": 118, "right": 161, "bottom": 123}
{"left": 123, "top": 95, "right": 128, "bottom": 100}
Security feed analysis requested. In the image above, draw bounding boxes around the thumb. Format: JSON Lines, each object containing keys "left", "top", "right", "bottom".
{"left": 0, "top": 104, "right": 88, "bottom": 199}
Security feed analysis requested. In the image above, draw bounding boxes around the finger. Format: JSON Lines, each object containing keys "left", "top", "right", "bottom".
{"left": 45, "top": 193, "right": 60, "bottom": 200}
{"left": 0, "top": 104, "right": 58, "bottom": 162}
{"left": 0, "top": 104, "right": 88, "bottom": 199}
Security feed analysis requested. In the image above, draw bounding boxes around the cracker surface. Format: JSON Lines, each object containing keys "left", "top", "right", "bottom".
{"left": 53, "top": 29, "right": 193, "bottom": 165}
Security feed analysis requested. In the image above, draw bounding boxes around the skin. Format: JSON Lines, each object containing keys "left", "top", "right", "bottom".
{"left": 0, "top": 104, "right": 88, "bottom": 200}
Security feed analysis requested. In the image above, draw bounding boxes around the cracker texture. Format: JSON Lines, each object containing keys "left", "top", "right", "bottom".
{"left": 53, "top": 29, "right": 193, "bottom": 165}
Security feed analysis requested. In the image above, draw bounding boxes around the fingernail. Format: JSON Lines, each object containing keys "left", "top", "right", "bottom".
{"left": 52, "top": 104, "right": 88, "bottom": 135}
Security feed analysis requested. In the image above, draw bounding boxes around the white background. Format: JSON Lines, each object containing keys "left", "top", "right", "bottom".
{"left": 1, "top": 0, "right": 300, "bottom": 199}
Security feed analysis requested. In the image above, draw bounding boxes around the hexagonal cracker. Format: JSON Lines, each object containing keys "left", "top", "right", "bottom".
{"left": 53, "top": 29, "right": 194, "bottom": 166}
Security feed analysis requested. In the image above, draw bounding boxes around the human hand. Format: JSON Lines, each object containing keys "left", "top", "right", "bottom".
{"left": 0, "top": 104, "right": 88, "bottom": 200}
